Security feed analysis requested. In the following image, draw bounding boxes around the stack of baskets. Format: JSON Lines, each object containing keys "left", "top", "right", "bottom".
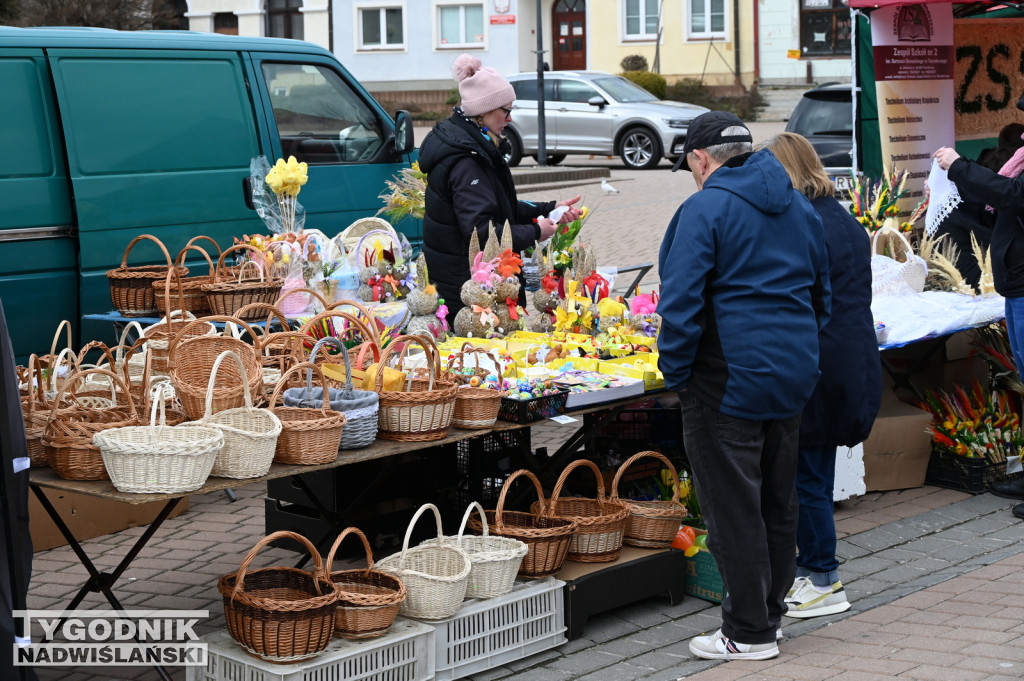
{"left": 374, "top": 335, "right": 458, "bottom": 442}
{"left": 154, "top": 242, "right": 217, "bottom": 317}
{"left": 106, "top": 234, "right": 187, "bottom": 317}
{"left": 323, "top": 527, "right": 406, "bottom": 639}
{"left": 202, "top": 244, "right": 283, "bottom": 320}
{"left": 610, "top": 451, "right": 688, "bottom": 548}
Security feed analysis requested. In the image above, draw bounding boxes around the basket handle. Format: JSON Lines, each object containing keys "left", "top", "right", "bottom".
{"left": 547, "top": 459, "right": 609, "bottom": 516}
{"left": 608, "top": 451, "right": 680, "bottom": 504}
{"left": 298, "top": 309, "right": 378, "bottom": 353}
{"left": 353, "top": 341, "right": 380, "bottom": 369}
{"left": 324, "top": 300, "right": 382, "bottom": 346}
{"left": 230, "top": 531, "right": 327, "bottom": 600}
{"left": 48, "top": 320, "right": 73, "bottom": 360}
{"left": 202, "top": 350, "right": 254, "bottom": 420}
{"left": 76, "top": 340, "right": 117, "bottom": 375}
{"left": 184, "top": 235, "right": 223, "bottom": 258}
{"left": 45, "top": 347, "right": 80, "bottom": 396}
{"left": 233, "top": 303, "right": 290, "bottom": 340}
{"left": 494, "top": 469, "right": 547, "bottom": 534}
{"left": 323, "top": 527, "right": 376, "bottom": 578}
{"left": 268, "top": 361, "right": 333, "bottom": 414}
{"left": 114, "top": 321, "right": 147, "bottom": 365}
{"left": 118, "top": 233, "right": 173, "bottom": 270}
{"left": 23, "top": 354, "right": 44, "bottom": 413}
{"left": 399, "top": 503, "right": 445, "bottom": 560}
{"left": 235, "top": 259, "right": 265, "bottom": 284}
{"left": 354, "top": 229, "right": 399, "bottom": 268}
{"left": 457, "top": 502, "right": 490, "bottom": 544}
{"left": 175, "top": 244, "right": 216, "bottom": 277}
{"left": 309, "top": 337, "right": 352, "bottom": 393}
{"left": 45, "top": 366, "right": 137, "bottom": 429}
{"left": 214, "top": 243, "right": 270, "bottom": 284}
{"left": 167, "top": 315, "right": 257, "bottom": 364}
{"left": 375, "top": 334, "right": 432, "bottom": 393}
{"left": 146, "top": 383, "right": 171, "bottom": 442}
{"left": 276, "top": 286, "right": 329, "bottom": 313}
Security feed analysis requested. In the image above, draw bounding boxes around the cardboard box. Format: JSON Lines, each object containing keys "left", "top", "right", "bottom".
{"left": 862, "top": 395, "right": 933, "bottom": 492}
{"left": 681, "top": 528, "right": 725, "bottom": 604}
{"left": 30, "top": 490, "right": 189, "bottom": 552}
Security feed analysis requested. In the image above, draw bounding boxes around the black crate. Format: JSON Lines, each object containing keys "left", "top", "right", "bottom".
{"left": 454, "top": 430, "right": 531, "bottom": 509}
{"left": 497, "top": 389, "right": 570, "bottom": 423}
{"left": 595, "top": 406, "right": 684, "bottom": 461}
{"left": 925, "top": 454, "right": 1010, "bottom": 494}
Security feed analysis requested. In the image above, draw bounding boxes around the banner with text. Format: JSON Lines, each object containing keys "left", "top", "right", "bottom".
{"left": 872, "top": 3, "right": 954, "bottom": 215}
{"left": 952, "top": 18, "right": 1024, "bottom": 140}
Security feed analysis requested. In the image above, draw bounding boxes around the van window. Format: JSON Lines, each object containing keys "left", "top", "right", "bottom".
{"left": 262, "top": 62, "right": 386, "bottom": 164}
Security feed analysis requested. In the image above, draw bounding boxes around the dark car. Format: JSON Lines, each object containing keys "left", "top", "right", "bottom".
{"left": 785, "top": 83, "right": 854, "bottom": 189}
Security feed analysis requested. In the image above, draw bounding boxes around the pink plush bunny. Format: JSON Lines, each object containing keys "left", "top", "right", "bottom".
{"left": 630, "top": 291, "right": 659, "bottom": 316}
{"left": 471, "top": 252, "right": 501, "bottom": 288}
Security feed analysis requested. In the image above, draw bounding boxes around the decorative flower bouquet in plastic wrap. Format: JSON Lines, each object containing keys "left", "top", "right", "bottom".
{"left": 916, "top": 380, "right": 1024, "bottom": 463}
{"left": 846, "top": 165, "right": 927, "bottom": 236}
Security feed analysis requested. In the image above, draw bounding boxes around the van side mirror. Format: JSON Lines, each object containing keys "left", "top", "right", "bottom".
{"left": 394, "top": 110, "right": 414, "bottom": 155}
{"left": 588, "top": 96, "right": 607, "bottom": 110}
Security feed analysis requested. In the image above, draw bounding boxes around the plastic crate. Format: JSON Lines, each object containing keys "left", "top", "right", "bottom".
{"left": 429, "top": 577, "right": 566, "bottom": 681}
{"left": 497, "top": 390, "right": 570, "bottom": 423}
{"left": 454, "top": 430, "right": 531, "bottom": 509}
{"left": 925, "top": 453, "right": 1010, "bottom": 494}
{"left": 187, "top": 619, "right": 434, "bottom": 681}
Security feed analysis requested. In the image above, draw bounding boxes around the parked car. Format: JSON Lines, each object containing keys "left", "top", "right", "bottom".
{"left": 785, "top": 82, "right": 855, "bottom": 190}
{"left": 505, "top": 71, "right": 709, "bottom": 170}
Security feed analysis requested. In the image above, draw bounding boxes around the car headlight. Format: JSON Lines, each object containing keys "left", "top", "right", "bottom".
{"left": 663, "top": 118, "right": 688, "bottom": 129}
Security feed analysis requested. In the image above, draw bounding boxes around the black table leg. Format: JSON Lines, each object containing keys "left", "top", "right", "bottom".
{"left": 30, "top": 485, "right": 178, "bottom": 681}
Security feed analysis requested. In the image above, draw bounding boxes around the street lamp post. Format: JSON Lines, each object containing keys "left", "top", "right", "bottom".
{"left": 535, "top": 0, "right": 547, "bottom": 166}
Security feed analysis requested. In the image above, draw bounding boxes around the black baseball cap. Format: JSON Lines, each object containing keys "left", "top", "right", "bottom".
{"left": 672, "top": 111, "right": 753, "bottom": 172}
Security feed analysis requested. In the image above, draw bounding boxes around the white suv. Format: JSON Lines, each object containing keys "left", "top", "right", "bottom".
{"left": 505, "top": 71, "right": 709, "bottom": 170}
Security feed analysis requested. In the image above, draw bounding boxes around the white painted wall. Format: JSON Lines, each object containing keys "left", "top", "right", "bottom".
{"left": 757, "top": 0, "right": 850, "bottom": 86}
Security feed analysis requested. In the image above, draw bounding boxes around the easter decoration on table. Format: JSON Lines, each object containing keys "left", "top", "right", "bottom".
{"left": 454, "top": 224, "right": 503, "bottom": 338}
{"left": 629, "top": 286, "right": 661, "bottom": 337}
{"left": 406, "top": 255, "right": 449, "bottom": 341}
{"left": 554, "top": 278, "right": 594, "bottom": 334}
{"left": 247, "top": 155, "right": 309, "bottom": 235}
{"left": 492, "top": 222, "right": 527, "bottom": 335}
{"left": 530, "top": 240, "right": 562, "bottom": 333}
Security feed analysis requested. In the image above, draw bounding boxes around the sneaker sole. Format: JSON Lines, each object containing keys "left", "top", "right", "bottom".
{"left": 688, "top": 641, "right": 780, "bottom": 660}
{"left": 784, "top": 600, "right": 852, "bottom": 619}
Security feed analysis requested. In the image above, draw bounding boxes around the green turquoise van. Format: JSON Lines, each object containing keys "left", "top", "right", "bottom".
{"left": 0, "top": 27, "right": 417, "bottom": 360}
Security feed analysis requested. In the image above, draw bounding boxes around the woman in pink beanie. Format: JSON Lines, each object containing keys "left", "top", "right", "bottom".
{"left": 419, "top": 54, "right": 581, "bottom": 327}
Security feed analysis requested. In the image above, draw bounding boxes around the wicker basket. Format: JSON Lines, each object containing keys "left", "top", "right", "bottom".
{"left": 532, "top": 459, "right": 630, "bottom": 563}
{"left": 168, "top": 316, "right": 264, "bottom": 419}
{"left": 22, "top": 354, "right": 56, "bottom": 467}
{"left": 106, "top": 234, "right": 187, "bottom": 317}
{"left": 284, "top": 337, "right": 379, "bottom": 450}
{"left": 610, "top": 451, "right": 688, "bottom": 548}
{"left": 94, "top": 388, "right": 223, "bottom": 494}
{"left": 466, "top": 469, "right": 577, "bottom": 579}
{"left": 323, "top": 527, "right": 407, "bottom": 640}
{"left": 298, "top": 304, "right": 383, "bottom": 377}
{"left": 154, "top": 243, "right": 216, "bottom": 316}
{"left": 218, "top": 531, "right": 339, "bottom": 663}
{"left": 144, "top": 309, "right": 217, "bottom": 373}
{"left": 268, "top": 362, "right": 346, "bottom": 465}
{"left": 421, "top": 502, "right": 527, "bottom": 599}
{"left": 42, "top": 368, "right": 140, "bottom": 481}
{"left": 447, "top": 346, "right": 502, "bottom": 430}
{"left": 276, "top": 285, "right": 329, "bottom": 318}
{"left": 179, "top": 350, "right": 282, "bottom": 479}
{"left": 374, "top": 335, "right": 458, "bottom": 442}
{"left": 202, "top": 244, "right": 284, "bottom": 320}
{"left": 377, "top": 503, "right": 471, "bottom": 620}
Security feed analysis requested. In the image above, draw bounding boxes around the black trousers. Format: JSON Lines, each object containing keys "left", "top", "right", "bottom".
{"left": 679, "top": 390, "right": 800, "bottom": 645}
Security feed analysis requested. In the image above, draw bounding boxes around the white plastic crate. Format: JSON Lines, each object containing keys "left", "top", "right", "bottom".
{"left": 186, "top": 618, "right": 434, "bottom": 681}
{"left": 430, "top": 577, "right": 566, "bottom": 681}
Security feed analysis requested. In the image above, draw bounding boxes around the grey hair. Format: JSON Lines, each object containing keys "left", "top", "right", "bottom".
{"left": 701, "top": 125, "right": 753, "bottom": 163}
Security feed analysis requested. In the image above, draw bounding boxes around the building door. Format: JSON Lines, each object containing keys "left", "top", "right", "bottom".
{"left": 552, "top": 0, "right": 586, "bottom": 71}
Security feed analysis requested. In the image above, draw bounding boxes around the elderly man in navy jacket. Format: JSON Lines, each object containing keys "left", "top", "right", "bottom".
{"left": 659, "top": 111, "right": 831, "bottom": 661}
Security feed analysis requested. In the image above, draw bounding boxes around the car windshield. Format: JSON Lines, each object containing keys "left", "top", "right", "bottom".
{"left": 788, "top": 96, "right": 852, "bottom": 136}
{"left": 592, "top": 76, "right": 658, "bottom": 103}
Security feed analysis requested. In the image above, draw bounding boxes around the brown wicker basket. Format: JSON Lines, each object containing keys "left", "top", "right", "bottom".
{"left": 168, "top": 317, "right": 264, "bottom": 419}
{"left": 531, "top": 459, "right": 630, "bottom": 563}
{"left": 106, "top": 234, "right": 187, "bottom": 317}
{"left": 154, "top": 243, "right": 216, "bottom": 316}
{"left": 610, "top": 451, "right": 688, "bottom": 548}
{"left": 466, "top": 469, "right": 578, "bottom": 578}
{"left": 22, "top": 355, "right": 55, "bottom": 467}
{"left": 268, "top": 362, "right": 346, "bottom": 465}
{"left": 202, "top": 244, "right": 283, "bottom": 321}
{"left": 447, "top": 346, "right": 502, "bottom": 429}
{"left": 323, "top": 527, "right": 406, "bottom": 640}
{"left": 276, "top": 285, "right": 329, "bottom": 317}
{"left": 374, "top": 335, "right": 458, "bottom": 442}
{"left": 218, "top": 531, "right": 339, "bottom": 663}
{"left": 42, "top": 367, "right": 139, "bottom": 481}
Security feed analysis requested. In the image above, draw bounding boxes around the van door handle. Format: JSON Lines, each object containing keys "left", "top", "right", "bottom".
{"left": 242, "top": 177, "right": 255, "bottom": 210}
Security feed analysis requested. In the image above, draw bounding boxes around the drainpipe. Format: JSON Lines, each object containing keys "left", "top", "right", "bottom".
{"left": 752, "top": 0, "right": 760, "bottom": 83}
{"left": 733, "top": 0, "right": 743, "bottom": 90}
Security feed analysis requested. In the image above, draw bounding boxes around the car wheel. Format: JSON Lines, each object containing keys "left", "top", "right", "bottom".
{"left": 620, "top": 127, "right": 662, "bottom": 170}
{"left": 533, "top": 154, "right": 566, "bottom": 166}
{"left": 504, "top": 128, "right": 523, "bottom": 168}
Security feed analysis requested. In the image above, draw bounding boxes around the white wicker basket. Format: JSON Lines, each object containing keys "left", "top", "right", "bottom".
{"left": 94, "top": 387, "right": 223, "bottom": 494}
{"left": 377, "top": 503, "right": 471, "bottom": 620}
{"left": 871, "top": 225, "right": 927, "bottom": 296}
{"left": 420, "top": 502, "right": 527, "bottom": 599}
{"left": 181, "top": 350, "right": 282, "bottom": 479}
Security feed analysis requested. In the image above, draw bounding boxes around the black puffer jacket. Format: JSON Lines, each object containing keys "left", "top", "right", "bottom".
{"left": 418, "top": 112, "right": 554, "bottom": 324}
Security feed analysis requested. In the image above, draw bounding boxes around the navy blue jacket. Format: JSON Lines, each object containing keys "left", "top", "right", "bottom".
{"left": 658, "top": 150, "right": 831, "bottom": 420}
{"left": 800, "top": 196, "right": 881, "bottom": 447}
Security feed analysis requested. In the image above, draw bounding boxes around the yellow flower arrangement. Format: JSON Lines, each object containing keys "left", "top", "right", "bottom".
{"left": 265, "top": 156, "right": 309, "bottom": 233}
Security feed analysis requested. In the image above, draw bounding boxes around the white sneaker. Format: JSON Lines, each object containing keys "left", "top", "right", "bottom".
{"left": 784, "top": 580, "right": 851, "bottom": 618}
{"left": 785, "top": 576, "right": 811, "bottom": 603}
{"left": 776, "top": 627, "right": 783, "bottom": 641}
{"left": 689, "top": 629, "right": 780, "bottom": 661}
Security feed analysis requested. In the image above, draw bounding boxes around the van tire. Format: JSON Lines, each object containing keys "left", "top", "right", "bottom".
{"left": 504, "top": 129, "right": 523, "bottom": 167}
{"left": 620, "top": 127, "right": 662, "bottom": 170}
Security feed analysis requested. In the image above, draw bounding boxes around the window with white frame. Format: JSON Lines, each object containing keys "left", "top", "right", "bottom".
{"left": 688, "top": 0, "right": 726, "bottom": 39}
{"left": 624, "top": 0, "right": 659, "bottom": 40}
{"left": 437, "top": 3, "right": 485, "bottom": 47}
{"left": 358, "top": 5, "right": 405, "bottom": 49}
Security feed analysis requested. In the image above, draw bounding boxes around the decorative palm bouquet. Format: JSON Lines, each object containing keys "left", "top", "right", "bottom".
{"left": 970, "top": 322, "right": 1024, "bottom": 395}
{"left": 846, "top": 166, "right": 926, "bottom": 235}
{"left": 378, "top": 162, "right": 427, "bottom": 222}
{"left": 916, "top": 380, "right": 1023, "bottom": 462}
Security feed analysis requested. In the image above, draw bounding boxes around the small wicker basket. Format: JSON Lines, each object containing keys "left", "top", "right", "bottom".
{"left": 154, "top": 243, "right": 216, "bottom": 316}
{"left": 106, "top": 234, "right": 187, "bottom": 317}
{"left": 374, "top": 335, "right": 458, "bottom": 442}
{"left": 610, "top": 451, "right": 688, "bottom": 548}
{"left": 202, "top": 244, "right": 284, "bottom": 320}
{"left": 377, "top": 503, "right": 472, "bottom": 620}
{"left": 323, "top": 527, "right": 407, "bottom": 640}
{"left": 269, "top": 362, "right": 346, "bottom": 466}
{"left": 447, "top": 346, "right": 502, "bottom": 430}
{"left": 218, "top": 531, "right": 339, "bottom": 663}
{"left": 532, "top": 459, "right": 630, "bottom": 563}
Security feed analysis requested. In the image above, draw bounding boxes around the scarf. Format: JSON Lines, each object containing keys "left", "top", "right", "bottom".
{"left": 985, "top": 133, "right": 1024, "bottom": 213}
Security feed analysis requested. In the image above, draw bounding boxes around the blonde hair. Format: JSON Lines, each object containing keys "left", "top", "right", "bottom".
{"left": 756, "top": 132, "right": 834, "bottom": 200}
{"left": 471, "top": 114, "right": 502, "bottom": 148}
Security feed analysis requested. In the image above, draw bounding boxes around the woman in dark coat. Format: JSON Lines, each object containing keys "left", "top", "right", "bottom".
{"left": 418, "top": 54, "right": 581, "bottom": 326}
{"left": 758, "top": 133, "right": 882, "bottom": 619}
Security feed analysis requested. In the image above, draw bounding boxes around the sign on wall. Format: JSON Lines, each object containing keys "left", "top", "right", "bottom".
{"left": 952, "top": 19, "right": 1024, "bottom": 140}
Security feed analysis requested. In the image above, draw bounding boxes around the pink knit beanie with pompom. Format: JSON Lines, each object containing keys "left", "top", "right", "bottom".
{"left": 452, "top": 54, "right": 515, "bottom": 117}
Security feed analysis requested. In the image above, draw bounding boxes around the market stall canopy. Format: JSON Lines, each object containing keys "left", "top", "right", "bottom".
{"left": 849, "top": 0, "right": 1024, "bottom": 15}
